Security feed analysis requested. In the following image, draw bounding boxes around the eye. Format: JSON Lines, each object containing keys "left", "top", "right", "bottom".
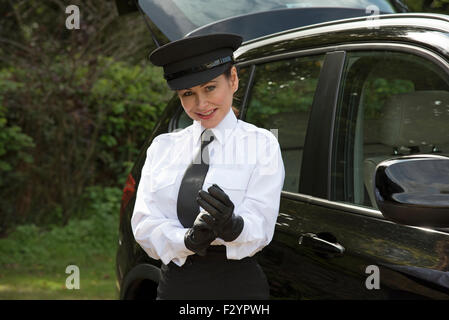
{"left": 205, "top": 85, "right": 216, "bottom": 92}
{"left": 183, "top": 91, "right": 193, "bottom": 97}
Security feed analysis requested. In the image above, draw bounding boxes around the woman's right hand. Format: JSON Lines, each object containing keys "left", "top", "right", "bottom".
{"left": 184, "top": 212, "right": 216, "bottom": 256}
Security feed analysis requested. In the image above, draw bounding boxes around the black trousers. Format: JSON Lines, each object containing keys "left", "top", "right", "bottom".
{"left": 156, "top": 246, "right": 269, "bottom": 300}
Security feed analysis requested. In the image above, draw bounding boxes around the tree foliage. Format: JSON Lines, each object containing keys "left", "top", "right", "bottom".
{"left": 0, "top": 0, "right": 171, "bottom": 234}
{"left": 404, "top": 0, "right": 449, "bottom": 13}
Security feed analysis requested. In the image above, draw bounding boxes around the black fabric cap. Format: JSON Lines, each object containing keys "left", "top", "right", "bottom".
{"left": 149, "top": 33, "right": 243, "bottom": 90}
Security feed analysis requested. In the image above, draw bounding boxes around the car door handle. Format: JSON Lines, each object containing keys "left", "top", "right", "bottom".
{"left": 299, "top": 232, "right": 345, "bottom": 256}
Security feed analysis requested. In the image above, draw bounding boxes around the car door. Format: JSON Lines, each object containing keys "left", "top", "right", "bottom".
{"left": 327, "top": 47, "right": 449, "bottom": 299}
{"left": 246, "top": 45, "right": 449, "bottom": 299}
{"left": 243, "top": 52, "right": 337, "bottom": 299}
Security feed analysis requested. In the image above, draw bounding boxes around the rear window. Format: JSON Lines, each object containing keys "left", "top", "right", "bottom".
{"left": 173, "top": 0, "right": 396, "bottom": 27}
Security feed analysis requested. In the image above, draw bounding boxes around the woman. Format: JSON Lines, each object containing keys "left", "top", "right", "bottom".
{"left": 131, "top": 33, "right": 285, "bottom": 299}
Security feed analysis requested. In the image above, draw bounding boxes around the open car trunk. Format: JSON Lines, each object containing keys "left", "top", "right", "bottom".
{"left": 115, "top": 0, "right": 407, "bottom": 46}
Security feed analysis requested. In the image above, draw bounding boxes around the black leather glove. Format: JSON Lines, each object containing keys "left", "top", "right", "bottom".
{"left": 197, "top": 184, "right": 244, "bottom": 242}
{"left": 184, "top": 211, "right": 216, "bottom": 256}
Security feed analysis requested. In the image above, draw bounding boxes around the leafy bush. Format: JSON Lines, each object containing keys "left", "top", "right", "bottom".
{"left": 0, "top": 57, "right": 171, "bottom": 233}
{"left": 0, "top": 71, "right": 36, "bottom": 231}
{"left": 91, "top": 57, "right": 171, "bottom": 186}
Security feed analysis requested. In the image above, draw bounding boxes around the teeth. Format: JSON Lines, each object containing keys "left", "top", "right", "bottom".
{"left": 200, "top": 109, "right": 214, "bottom": 116}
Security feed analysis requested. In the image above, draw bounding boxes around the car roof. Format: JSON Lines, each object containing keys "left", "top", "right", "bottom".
{"left": 234, "top": 13, "right": 449, "bottom": 63}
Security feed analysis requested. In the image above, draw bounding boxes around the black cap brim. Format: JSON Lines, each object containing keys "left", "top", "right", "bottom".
{"left": 167, "top": 63, "right": 230, "bottom": 90}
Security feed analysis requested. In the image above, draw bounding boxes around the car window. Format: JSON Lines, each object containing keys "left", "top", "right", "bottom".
{"left": 245, "top": 55, "right": 325, "bottom": 193}
{"left": 332, "top": 51, "right": 449, "bottom": 209}
{"left": 176, "top": 66, "right": 251, "bottom": 129}
{"left": 172, "top": 0, "right": 396, "bottom": 27}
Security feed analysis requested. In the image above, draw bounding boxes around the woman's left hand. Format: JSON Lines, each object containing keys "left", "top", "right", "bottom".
{"left": 197, "top": 184, "right": 244, "bottom": 242}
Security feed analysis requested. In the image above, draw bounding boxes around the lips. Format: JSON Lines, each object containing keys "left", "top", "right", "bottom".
{"left": 196, "top": 108, "right": 217, "bottom": 120}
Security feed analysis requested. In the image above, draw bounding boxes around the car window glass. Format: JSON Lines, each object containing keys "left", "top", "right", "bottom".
{"left": 175, "top": 66, "right": 250, "bottom": 129}
{"left": 245, "top": 55, "right": 325, "bottom": 192}
{"left": 172, "top": 0, "right": 396, "bottom": 27}
{"left": 333, "top": 51, "right": 449, "bottom": 209}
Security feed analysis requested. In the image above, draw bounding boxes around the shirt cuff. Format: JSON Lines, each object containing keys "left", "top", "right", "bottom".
{"left": 160, "top": 228, "right": 193, "bottom": 266}
{"left": 224, "top": 216, "right": 262, "bottom": 260}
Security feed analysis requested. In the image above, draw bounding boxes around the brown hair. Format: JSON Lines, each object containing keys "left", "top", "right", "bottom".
{"left": 224, "top": 64, "right": 239, "bottom": 117}
{"left": 223, "top": 64, "right": 233, "bottom": 79}
{"left": 231, "top": 106, "right": 239, "bottom": 117}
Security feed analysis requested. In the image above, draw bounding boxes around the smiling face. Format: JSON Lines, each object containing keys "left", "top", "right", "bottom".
{"left": 177, "top": 66, "right": 239, "bottom": 129}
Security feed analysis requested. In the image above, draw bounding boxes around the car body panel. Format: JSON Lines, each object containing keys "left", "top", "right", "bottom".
{"left": 265, "top": 194, "right": 449, "bottom": 299}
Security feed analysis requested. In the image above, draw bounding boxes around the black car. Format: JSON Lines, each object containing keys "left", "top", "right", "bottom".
{"left": 115, "top": 0, "right": 449, "bottom": 299}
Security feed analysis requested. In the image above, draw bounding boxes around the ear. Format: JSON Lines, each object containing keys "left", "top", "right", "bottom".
{"left": 230, "top": 66, "right": 239, "bottom": 93}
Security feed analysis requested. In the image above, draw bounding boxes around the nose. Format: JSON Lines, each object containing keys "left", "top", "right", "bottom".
{"left": 196, "top": 93, "right": 209, "bottom": 111}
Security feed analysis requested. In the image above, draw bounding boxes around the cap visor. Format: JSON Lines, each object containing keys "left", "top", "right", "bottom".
{"left": 167, "top": 64, "right": 229, "bottom": 90}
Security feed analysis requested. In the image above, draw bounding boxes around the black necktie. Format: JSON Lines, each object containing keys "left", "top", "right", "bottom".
{"left": 177, "top": 129, "right": 215, "bottom": 228}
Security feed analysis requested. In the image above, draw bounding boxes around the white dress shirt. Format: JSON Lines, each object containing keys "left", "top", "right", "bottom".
{"left": 131, "top": 108, "right": 285, "bottom": 266}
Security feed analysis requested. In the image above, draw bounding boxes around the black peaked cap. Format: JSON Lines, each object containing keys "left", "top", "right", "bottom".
{"left": 149, "top": 33, "right": 243, "bottom": 90}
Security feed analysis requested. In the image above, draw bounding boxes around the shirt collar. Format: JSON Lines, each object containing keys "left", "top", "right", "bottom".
{"left": 192, "top": 107, "right": 238, "bottom": 145}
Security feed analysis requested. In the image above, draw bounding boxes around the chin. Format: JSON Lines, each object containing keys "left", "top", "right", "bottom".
{"left": 198, "top": 113, "right": 224, "bottom": 128}
{"left": 200, "top": 120, "right": 218, "bottom": 129}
